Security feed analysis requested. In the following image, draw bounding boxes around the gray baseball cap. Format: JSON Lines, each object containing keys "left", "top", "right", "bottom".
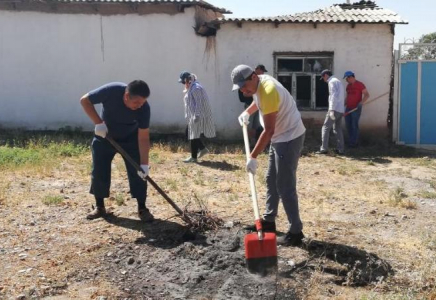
{"left": 231, "top": 65, "right": 254, "bottom": 91}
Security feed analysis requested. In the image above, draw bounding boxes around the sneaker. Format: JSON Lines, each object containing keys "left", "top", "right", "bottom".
{"left": 197, "top": 148, "right": 209, "bottom": 159}
{"left": 244, "top": 220, "right": 276, "bottom": 233}
{"left": 86, "top": 206, "right": 107, "bottom": 220}
{"left": 277, "top": 231, "right": 305, "bottom": 247}
{"left": 315, "top": 150, "right": 328, "bottom": 155}
{"left": 138, "top": 208, "right": 154, "bottom": 223}
{"left": 183, "top": 157, "right": 197, "bottom": 163}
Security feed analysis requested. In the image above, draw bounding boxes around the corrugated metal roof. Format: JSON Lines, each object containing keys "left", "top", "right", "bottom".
{"left": 221, "top": 1, "right": 407, "bottom": 24}
{"left": 40, "top": 0, "right": 231, "bottom": 14}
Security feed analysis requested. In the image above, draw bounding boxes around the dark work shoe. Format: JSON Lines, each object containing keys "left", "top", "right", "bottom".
{"left": 315, "top": 150, "right": 328, "bottom": 155}
{"left": 277, "top": 231, "right": 305, "bottom": 247}
{"left": 86, "top": 206, "right": 107, "bottom": 220}
{"left": 138, "top": 208, "right": 154, "bottom": 223}
{"left": 244, "top": 220, "right": 276, "bottom": 233}
{"left": 335, "top": 149, "right": 345, "bottom": 155}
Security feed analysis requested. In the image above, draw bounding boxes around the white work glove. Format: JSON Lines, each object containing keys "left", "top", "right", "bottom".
{"left": 95, "top": 122, "right": 108, "bottom": 138}
{"left": 137, "top": 164, "right": 149, "bottom": 180}
{"left": 329, "top": 111, "right": 336, "bottom": 121}
{"left": 246, "top": 157, "right": 258, "bottom": 175}
{"left": 238, "top": 111, "right": 250, "bottom": 126}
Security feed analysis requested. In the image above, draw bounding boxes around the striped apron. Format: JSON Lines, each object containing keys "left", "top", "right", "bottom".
{"left": 184, "top": 81, "right": 216, "bottom": 140}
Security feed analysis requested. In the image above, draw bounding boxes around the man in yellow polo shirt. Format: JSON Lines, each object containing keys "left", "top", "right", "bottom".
{"left": 231, "top": 64, "right": 306, "bottom": 246}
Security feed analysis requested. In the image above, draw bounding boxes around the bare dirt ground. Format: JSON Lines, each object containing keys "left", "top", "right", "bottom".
{"left": 1, "top": 132, "right": 436, "bottom": 300}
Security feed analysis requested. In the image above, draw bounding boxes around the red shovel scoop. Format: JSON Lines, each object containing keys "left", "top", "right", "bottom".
{"left": 242, "top": 123, "right": 277, "bottom": 275}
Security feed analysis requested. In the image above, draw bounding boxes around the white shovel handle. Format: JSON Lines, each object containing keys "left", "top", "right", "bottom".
{"left": 242, "top": 123, "right": 263, "bottom": 240}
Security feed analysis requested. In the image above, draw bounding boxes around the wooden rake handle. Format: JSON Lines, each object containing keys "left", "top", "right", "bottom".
{"left": 343, "top": 91, "right": 389, "bottom": 117}
{"left": 105, "top": 135, "right": 192, "bottom": 225}
{"left": 242, "top": 124, "right": 263, "bottom": 240}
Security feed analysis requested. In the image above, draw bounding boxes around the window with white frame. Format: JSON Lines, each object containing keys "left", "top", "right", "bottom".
{"left": 274, "top": 53, "right": 333, "bottom": 110}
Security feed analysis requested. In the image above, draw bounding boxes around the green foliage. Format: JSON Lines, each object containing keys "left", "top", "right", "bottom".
{"left": 402, "top": 32, "right": 436, "bottom": 60}
{"left": 420, "top": 32, "right": 436, "bottom": 43}
{"left": 42, "top": 195, "right": 64, "bottom": 206}
{"left": 0, "top": 131, "right": 89, "bottom": 169}
{"left": 0, "top": 146, "right": 42, "bottom": 167}
{"left": 114, "top": 194, "right": 125, "bottom": 206}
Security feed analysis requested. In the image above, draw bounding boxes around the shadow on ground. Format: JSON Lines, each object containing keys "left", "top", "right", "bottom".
{"left": 197, "top": 160, "right": 240, "bottom": 171}
{"left": 280, "top": 239, "right": 394, "bottom": 287}
{"left": 105, "top": 214, "right": 203, "bottom": 249}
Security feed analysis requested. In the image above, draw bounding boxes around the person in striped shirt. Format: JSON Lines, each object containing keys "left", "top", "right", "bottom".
{"left": 179, "top": 71, "right": 216, "bottom": 163}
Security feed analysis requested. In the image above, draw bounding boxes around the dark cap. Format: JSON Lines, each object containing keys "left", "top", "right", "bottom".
{"left": 255, "top": 64, "right": 268, "bottom": 73}
{"left": 178, "top": 71, "right": 191, "bottom": 84}
{"left": 320, "top": 69, "right": 332, "bottom": 80}
{"left": 231, "top": 65, "right": 254, "bottom": 91}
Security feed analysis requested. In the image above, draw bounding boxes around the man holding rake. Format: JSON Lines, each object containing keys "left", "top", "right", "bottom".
{"left": 80, "top": 80, "right": 154, "bottom": 222}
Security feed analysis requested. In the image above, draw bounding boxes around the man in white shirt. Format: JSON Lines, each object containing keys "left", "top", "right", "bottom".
{"left": 232, "top": 64, "right": 306, "bottom": 247}
{"left": 318, "top": 69, "right": 345, "bottom": 155}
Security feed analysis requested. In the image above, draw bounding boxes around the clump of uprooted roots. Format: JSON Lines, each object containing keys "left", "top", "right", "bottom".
{"left": 183, "top": 209, "right": 224, "bottom": 232}
{"left": 181, "top": 194, "right": 224, "bottom": 232}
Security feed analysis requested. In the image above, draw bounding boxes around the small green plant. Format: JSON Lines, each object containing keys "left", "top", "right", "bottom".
{"left": 114, "top": 194, "right": 125, "bottom": 206}
{"left": 388, "top": 187, "right": 416, "bottom": 209}
{"left": 179, "top": 166, "right": 188, "bottom": 176}
{"left": 366, "top": 160, "right": 376, "bottom": 166}
{"left": 150, "top": 152, "right": 164, "bottom": 164}
{"left": 337, "top": 164, "right": 361, "bottom": 175}
{"left": 165, "top": 178, "right": 178, "bottom": 191}
{"left": 194, "top": 177, "right": 205, "bottom": 186}
{"left": 227, "top": 193, "right": 238, "bottom": 202}
{"left": 417, "top": 190, "right": 436, "bottom": 199}
{"left": 0, "top": 146, "right": 41, "bottom": 168}
{"left": 42, "top": 195, "right": 64, "bottom": 206}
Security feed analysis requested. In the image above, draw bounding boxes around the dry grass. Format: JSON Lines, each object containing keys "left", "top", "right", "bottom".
{"left": 1, "top": 131, "right": 436, "bottom": 299}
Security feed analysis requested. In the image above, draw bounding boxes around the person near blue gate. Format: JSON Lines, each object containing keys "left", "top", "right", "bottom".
{"left": 80, "top": 80, "right": 154, "bottom": 222}
{"left": 343, "top": 71, "right": 370, "bottom": 148}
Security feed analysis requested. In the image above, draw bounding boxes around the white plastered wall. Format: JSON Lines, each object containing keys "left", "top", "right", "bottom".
{"left": 212, "top": 22, "right": 394, "bottom": 138}
{"left": 0, "top": 9, "right": 393, "bottom": 139}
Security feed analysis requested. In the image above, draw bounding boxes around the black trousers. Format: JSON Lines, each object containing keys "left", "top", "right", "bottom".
{"left": 90, "top": 134, "right": 147, "bottom": 205}
{"left": 186, "top": 127, "right": 205, "bottom": 159}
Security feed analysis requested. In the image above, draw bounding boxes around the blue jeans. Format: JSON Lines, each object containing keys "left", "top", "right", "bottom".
{"left": 90, "top": 133, "right": 147, "bottom": 204}
{"left": 345, "top": 105, "right": 362, "bottom": 147}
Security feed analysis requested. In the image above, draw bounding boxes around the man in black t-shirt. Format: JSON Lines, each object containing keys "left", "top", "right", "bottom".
{"left": 80, "top": 80, "right": 153, "bottom": 222}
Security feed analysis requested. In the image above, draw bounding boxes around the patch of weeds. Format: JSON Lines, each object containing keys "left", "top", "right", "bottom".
{"left": 150, "top": 152, "right": 164, "bottom": 164}
{"left": 46, "top": 142, "right": 87, "bottom": 157}
{"left": 114, "top": 194, "right": 125, "bottom": 206}
{"left": 320, "top": 189, "right": 334, "bottom": 199}
{"left": 42, "top": 195, "right": 64, "bottom": 206}
{"left": 400, "top": 199, "right": 417, "bottom": 209}
{"left": 412, "top": 157, "right": 435, "bottom": 168}
{"left": 422, "top": 232, "right": 436, "bottom": 251}
{"left": 366, "top": 160, "right": 376, "bottom": 166}
{"left": 194, "top": 177, "right": 205, "bottom": 186}
{"left": 417, "top": 190, "right": 436, "bottom": 199}
{"left": 165, "top": 178, "right": 178, "bottom": 191}
{"left": 179, "top": 166, "right": 188, "bottom": 176}
{"left": 194, "top": 170, "right": 205, "bottom": 186}
{"left": 429, "top": 180, "right": 436, "bottom": 190}
{"left": 337, "top": 164, "right": 361, "bottom": 175}
{"left": 388, "top": 187, "right": 416, "bottom": 209}
{"left": 0, "top": 182, "right": 11, "bottom": 205}
{"left": 227, "top": 193, "right": 238, "bottom": 202}
{"left": 0, "top": 146, "right": 41, "bottom": 168}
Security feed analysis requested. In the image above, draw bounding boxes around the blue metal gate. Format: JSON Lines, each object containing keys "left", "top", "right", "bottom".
{"left": 395, "top": 43, "right": 436, "bottom": 146}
